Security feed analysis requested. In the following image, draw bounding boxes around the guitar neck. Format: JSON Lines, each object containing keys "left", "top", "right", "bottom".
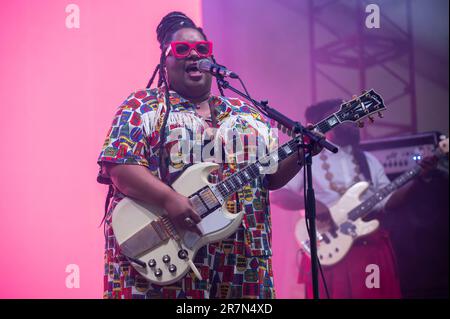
{"left": 314, "top": 113, "right": 342, "bottom": 134}
{"left": 347, "top": 165, "right": 422, "bottom": 221}
{"left": 213, "top": 88, "right": 388, "bottom": 200}
{"left": 215, "top": 116, "right": 340, "bottom": 199}
{"left": 347, "top": 142, "right": 448, "bottom": 221}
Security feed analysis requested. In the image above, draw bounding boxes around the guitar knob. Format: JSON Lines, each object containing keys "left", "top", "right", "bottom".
{"left": 178, "top": 249, "right": 188, "bottom": 259}
{"left": 168, "top": 264, "right": 177, "bottom": 273}
{"left": 368, "top": 116, "right": 375, "bottom": 123}
{"left": 162, "top": 255, "right": 171, "bottom": 263}
{"left": 148, "top": 259, "right": 156, "bottom": 268}
{"left": 154, "top": 268, "right": 163, "bottom": 277}
{"left": 378, "top": 112, "right": 383, "bottom": 118}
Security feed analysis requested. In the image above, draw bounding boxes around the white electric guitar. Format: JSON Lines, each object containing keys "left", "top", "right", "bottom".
{"left": 295, "top": 137, "right": 449, "bottom": 267}
{"left": 111, "top": 90, "right": 387, "bottom": 285}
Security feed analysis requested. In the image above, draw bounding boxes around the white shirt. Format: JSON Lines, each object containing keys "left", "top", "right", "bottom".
{"left": 282, "top": 145, "right": 392, "bottom": 210}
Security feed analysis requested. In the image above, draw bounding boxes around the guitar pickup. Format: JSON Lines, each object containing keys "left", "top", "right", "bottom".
{"left": 189, "top": 195, "right": 208, "bottom": 215}
{"left": 199, "top": 188, "right": 220, "bottom": 209}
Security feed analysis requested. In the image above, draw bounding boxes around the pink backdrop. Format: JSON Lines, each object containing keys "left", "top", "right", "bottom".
{"left": 0, "top": 0, "right": 201, "bottom": 298}
{"left": 1, "top": 0, "right": 447, "bottom": 299}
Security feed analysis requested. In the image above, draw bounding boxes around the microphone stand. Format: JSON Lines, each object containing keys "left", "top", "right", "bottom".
{"left": 216, "top": 76, "right": 338, "bottom": 299}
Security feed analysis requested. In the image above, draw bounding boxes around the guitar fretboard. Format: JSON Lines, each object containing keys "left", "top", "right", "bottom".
{"left": 347, "top": 165, "right": 422, "bottom": 221}
{"left": 213, "top": 114, "right": 342, "bottom": 200}
{"left": 214, "top": 138, "right": 300, "bottom": 199}
{"left": 347, "top": 141, "right": 447, "bottom": 221}
{"left": 314, "top": 114, "right": 341, "bottom": 134}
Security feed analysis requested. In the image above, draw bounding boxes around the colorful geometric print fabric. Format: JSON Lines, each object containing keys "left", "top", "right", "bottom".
{"left": 103, "top": 196, "right": 275, "bottom": 299}
{"left": 97, "top": 87, "right": 277, "bottom": 299}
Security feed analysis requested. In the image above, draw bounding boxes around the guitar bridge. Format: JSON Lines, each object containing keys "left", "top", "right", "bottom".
{"left": 120, "top": 220, "right": 171, "bottom": 258}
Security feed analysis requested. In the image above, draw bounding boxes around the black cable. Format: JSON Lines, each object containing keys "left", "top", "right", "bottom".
{"left": 211, "top": 56, "right": 225, "bottom": 96}
{"left": 237, "top": 76, "right": 269, "bottom": 118}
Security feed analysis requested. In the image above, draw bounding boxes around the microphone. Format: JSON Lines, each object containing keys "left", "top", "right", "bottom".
{"left": 197, "top": 59, "right": 239, "bottom": 79}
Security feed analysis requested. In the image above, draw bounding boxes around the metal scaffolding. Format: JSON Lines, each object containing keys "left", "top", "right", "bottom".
{"left": 307, "top": 0, "right": 417, "bottom": 139}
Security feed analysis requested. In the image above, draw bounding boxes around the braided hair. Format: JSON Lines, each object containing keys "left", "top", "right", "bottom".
{"left": 146, "top": 12, "right": 223, "bottom": 183}
{"left": 146, "top": 11, "right": 223, "bottom": 93}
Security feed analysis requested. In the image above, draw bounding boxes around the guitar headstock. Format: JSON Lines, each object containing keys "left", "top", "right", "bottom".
{"left": 271, "top": 89, "right": 386, "bottom": 136}
{"left": 336, "top": 89, "right": 387, "bottom": 128}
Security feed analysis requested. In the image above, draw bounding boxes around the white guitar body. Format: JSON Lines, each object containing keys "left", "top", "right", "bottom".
{"left": 109, "top": 89, "right": 391, "bottom": 283}
{"left": 112, "top": 162, "right": 244, "bottom": 285}
{"left": 295, "top": 181, "right": 379, "bottom": 266}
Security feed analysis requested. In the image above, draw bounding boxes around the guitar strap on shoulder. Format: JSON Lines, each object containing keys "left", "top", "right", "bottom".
{"left": 99, "top": 89, "right": 170, "bottom": 226}
{"left": 352, "top": 147, "right": 372, "bottom": 183}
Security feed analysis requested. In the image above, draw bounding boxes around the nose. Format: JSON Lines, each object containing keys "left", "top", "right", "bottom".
{"left": 188, "top": 47, "right": 199, "bottom": 59}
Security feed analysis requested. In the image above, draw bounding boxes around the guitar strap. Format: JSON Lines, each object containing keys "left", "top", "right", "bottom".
{"left": 352, "top": 147, "right": 372, "bottom": 183}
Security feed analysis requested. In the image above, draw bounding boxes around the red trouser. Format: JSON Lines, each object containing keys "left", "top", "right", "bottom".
{"left": 299, "top": 229, "right": 402, "bottom": 299}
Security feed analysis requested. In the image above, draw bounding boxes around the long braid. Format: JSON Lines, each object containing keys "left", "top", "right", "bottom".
{"left": 157, "top": 52, "right": 172, "bottom": 183}
{"left": 150, "top": 11, "right": 222, "bottom": 182}
{"left": 146, "top": 64, "right": 160, "bottom": 89}
{"left": 101, "top": 12, "right": 211, "bottom": 226}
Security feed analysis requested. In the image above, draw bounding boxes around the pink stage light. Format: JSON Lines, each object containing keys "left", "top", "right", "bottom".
{"left": 0, "top": 0, "right": 201, "bottom": 299}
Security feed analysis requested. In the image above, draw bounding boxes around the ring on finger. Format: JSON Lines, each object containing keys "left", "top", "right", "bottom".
{"left": 184, "top": 217, "right": 195, "bottom": 227}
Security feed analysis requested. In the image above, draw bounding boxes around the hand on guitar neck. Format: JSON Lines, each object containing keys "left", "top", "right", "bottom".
{"left": 385, "top": 155, "right": 440, "bottom": 212}
{"left": 385, "top": 138, "right": 442, "bottom": 211}
{"left": 417, "top": 156, "right": 440, "bottom": 182}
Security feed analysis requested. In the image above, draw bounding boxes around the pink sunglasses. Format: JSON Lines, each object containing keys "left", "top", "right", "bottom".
{"left": 165, "top": 41, "right": 213, "bottom": 59}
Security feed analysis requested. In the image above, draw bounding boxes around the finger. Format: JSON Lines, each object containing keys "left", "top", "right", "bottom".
{"left": 190, "top": 210, "right": 202, "bottom": 224}
{"left": 191, "top": 225, "right": 203, "bottom": 236}
{"left": 306, "top": 123, "right": 324, "bottom": 138}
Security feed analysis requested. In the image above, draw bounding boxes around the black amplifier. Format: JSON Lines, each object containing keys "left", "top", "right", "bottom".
{"left": 360, "top": 131, "right": 444, "bottom": 177}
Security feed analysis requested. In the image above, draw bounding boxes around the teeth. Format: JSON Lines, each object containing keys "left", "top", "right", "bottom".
{"left": 186, "top": 65, "right": 198, "bottom": 72}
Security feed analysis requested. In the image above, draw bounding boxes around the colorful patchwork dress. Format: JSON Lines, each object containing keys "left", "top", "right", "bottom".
{"left": 97, "top": 87, "right": 277, "bottom": 299}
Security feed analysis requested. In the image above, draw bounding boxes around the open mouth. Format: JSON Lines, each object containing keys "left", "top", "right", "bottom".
{"left": 185, "top": 63, "right": 202, "bottom": 78}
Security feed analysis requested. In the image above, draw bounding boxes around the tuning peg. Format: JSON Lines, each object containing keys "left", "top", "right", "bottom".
{"left": 282, "top": 126, "right": 287, "bottom": 134}
{"left": 377, "top": 112, "right": 383, "bottom": 118}
{"left": 368, "top": 116, "right": 375, "bottom": 123}
{"left": 357, "top": 121, "right": 364, "bottom": 128}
